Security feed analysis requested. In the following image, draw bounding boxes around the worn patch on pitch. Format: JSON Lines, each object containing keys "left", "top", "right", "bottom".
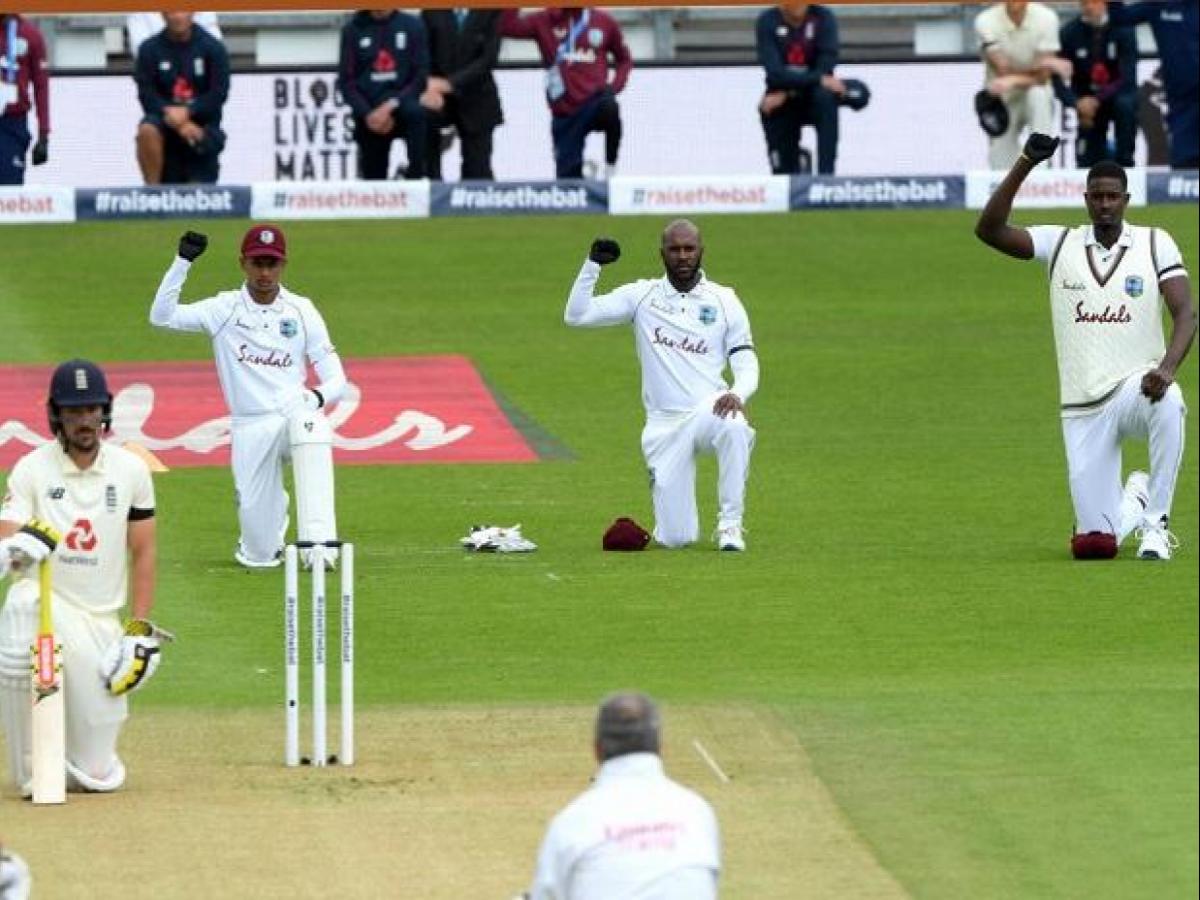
{"left": 0, "top": 704, "right": 908, "bottom": 899}
{"left": 0, "top": 357, "right": 561, "bottom": 468}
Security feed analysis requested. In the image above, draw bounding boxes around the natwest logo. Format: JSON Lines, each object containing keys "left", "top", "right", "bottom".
{"left": 0, "top": 357, "right": 543, "bottom": 468}
{"left": 64, "top": 519, "right": 98, "bottom": 552}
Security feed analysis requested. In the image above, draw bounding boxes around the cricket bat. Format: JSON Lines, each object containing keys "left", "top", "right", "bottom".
{"left": 31, "top": 559, "right": 66, "bottom": 805}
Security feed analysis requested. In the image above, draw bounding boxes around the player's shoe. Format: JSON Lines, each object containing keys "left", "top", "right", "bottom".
{"left": 1118, "top": 470, "right": 1150, "bottom": 539}
{"left": 715, "top": 524, "right": 746, "bottom": 552}
{"left": 235, "top": 543, "right": 283, "bottom": 569}
{"left": 300, "top": 545, "right": 339, "bottom": 571}
{"left": 1136, "top": 516, "right": 1178, "bottom": 561}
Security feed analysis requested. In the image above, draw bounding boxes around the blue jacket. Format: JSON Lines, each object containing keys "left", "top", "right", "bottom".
{"left": 134, "top": 24, "right": 229, "bottom": 126}
{"left": 337, "top": 10, "right": 429, "bottom": 119}
{"left": 1107, "top": 1, "right": 1198, "bottom": 108}
{"left": 1059, "top": 15, "right": 1137, "bottom": 106}
{"left": 756, "top": 4, "right": 839, "bottom": 91}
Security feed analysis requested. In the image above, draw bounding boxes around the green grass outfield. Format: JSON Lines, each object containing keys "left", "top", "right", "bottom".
{"left": 1, "top": 208, "right": 1197, "bottom": 898}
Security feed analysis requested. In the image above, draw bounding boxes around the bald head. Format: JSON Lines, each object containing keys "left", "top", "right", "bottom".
{"left": 595, "top": 692, "right": 661, "bottom": 761}
{"left": 661, "top": 218, "right": 702, "bottom": 250}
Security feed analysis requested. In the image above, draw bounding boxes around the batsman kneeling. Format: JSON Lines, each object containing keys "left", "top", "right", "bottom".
{"left": 1, "top": 360, "right": 172, "bottom": 800}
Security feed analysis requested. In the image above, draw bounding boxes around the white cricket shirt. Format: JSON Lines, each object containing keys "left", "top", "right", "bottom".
{"left": 1, "top": 441, "right": 154, "bottom": 615}
{"left": 530, "top": 753, "right": 720, "bottom": 900}
{"left": 566, "top": 260, "right": 755, "bottom": 418}
{"left": 1028, "top": 222, "right": 1187, "bottom": 414}
{"left": 975, "top": 1, "right": 1060, "bottom": 79}
{"left": 150, "top": 259, "right": 338, "bottom": 419}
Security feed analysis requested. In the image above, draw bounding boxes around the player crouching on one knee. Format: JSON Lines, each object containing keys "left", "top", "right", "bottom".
{"left": 975, "top": 133, "right": 1196, "bottom": 562}
{"left": 565, "top": 219, "right": 759, "bottom": 552}
{"left": 0, "top": 360, "right": 173, "bottom": 797}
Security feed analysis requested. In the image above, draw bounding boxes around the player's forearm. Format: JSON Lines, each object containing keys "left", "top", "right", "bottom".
{"left": 564, "top": 260, "right": 607, "bottom": 326}
{"left": 128, "top": 530, "right": 156, "bottom": 621}
{"left": 149, "top": 258, "right": 191, "bottom": 327}
{"left": 975, "top": 157, "right": 1033, "bottom": 247}
{"left": 313, "top": 353, "right": 348, "bottom": 408}
{"left": 729, "top": 348, "right": 760, "bottom": 403}
{"left": 1160, "top": 303, "right": 1197, "bottom": 377}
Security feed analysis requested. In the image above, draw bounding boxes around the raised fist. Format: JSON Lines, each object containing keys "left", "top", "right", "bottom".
{"left": 1023, "top": 133, "right": 1061, "bottom": 165}
{"left": 178, "top": 231, "right": 208, "bottom": 262}
{"left": 589, "top": 238, "right": 621, "bottom": 266}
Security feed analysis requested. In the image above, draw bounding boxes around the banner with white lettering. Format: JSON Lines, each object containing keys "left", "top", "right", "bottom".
{"left": 76, "top": 186, "right": 251, "bottom": 220}
{"left": 791, "top": 175, "right": 963, "bottom": 209}
{"left": 430, "top": 180, "right": 607, "bottom": 216}
{"left": 1147, "top": 171, "right": 1198, "bottom": 205}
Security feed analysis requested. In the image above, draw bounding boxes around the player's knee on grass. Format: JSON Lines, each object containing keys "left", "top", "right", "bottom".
{"left": 1071, "top": 531, "right": 1118, "bottom": 560}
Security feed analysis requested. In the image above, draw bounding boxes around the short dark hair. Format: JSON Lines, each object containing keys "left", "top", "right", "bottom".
{"left": 1087, "top": 160, "right": 1127, "bottom": 190}
{"left": 595, "top": 692, "right": 661, "bottom": 760}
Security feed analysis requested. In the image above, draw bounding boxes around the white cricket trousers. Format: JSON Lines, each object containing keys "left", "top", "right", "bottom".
{"left": 231, "top": 413, "right": 291, "bottom": 563}
{"left": 989, "top": 84, "right": 1055, "bottom": 169}
{"left": 0, "top": 580, "right": 127, "bottom": 791}
{"left": 1061, "top": 375, "right": 1187, "bottom": 538}
{"left": 641, "top": 403, "right": 756, "bottom": 548}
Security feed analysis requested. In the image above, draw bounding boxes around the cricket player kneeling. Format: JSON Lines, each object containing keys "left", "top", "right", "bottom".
{"left": 287, "top": 401, "right": 339, "bottom": 570}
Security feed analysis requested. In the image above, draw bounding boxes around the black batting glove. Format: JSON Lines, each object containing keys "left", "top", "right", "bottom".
{"left": 178, "top": 231, "right": 208, "bottom": 262}
{"left": 589, "top": 238, "right": 621, "bottom": 265}
{"left": 1022, "top": 133, "right": 1060, "bottom": 165}
{"left": 31, "top": 137, "right": 48, "bottom": 166}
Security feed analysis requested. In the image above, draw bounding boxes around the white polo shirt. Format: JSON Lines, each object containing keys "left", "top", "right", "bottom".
{"left": 150, "top": 258, "right": 338, "bottom": 420}
{"left": 566, "top": 260, "right": 755, "bottom": 418}
{"left": 975, "top": 1, "right": 1060, "bottom": 79}
{"left": 1028, "top": 222, "right": 1187, "bottom": 413}
{"left": 1, "top": 440, "right": 154, "bottom": 615}
{"left": 530, "top": 753, "right": 720, "bottom": 900}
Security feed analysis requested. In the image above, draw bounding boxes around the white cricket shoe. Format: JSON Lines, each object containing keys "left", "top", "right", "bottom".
{"left": 1118, "top": 470, "right": 1150, "bottom": 538}
{"left": 715, "top": 524, "right": 746, "bottom": 552}
{"left": 1136, "top": 516, "right": 1179, "bottom": 561}
{"left": 235, "top": 543, "right": 283, "bottom": 569}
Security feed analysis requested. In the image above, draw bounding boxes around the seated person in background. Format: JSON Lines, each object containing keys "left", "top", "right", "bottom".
{"left": 500, "top": 7, "right": 632, "bottom": 179}
{"left": 1059, "top": 0, "right": 1138, "bottom": 167}
{"left": 337, "top": 8, "right": 429, "bottom": 180}
{"left": 133, "top": 11, "right": 230, "bottom": 185}
{"left": 756, "top": 1, "right": 846, "bottom": 175}
{"left": 420, "top": 8, "right": 504, "bottom": 181}
{"left": 975, "top": 1, "right": 1073, "bottom": 170}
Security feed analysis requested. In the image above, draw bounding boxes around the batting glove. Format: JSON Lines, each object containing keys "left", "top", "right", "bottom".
{"left": 589, "top": 238, "right": 621, "bottom": 265}
{"left": 102, "top": 618, "right": 175, "bottom": 696}
{"left": 31, "top": 136, "right": 48, "bottom": 166}
{"left": 0, "top": 519, "right": 61, "bottom": 577}
{"left": 178, "top": 231, "right": 208, "bottom": 262}
{"left": 1022, "top": 133, "right": 1060, "bottom": 165}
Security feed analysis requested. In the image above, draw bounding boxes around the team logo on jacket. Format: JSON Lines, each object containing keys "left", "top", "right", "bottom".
{"left": 588, "top": 28, "right": 603, "bottom": 46}
{"left": 280, "top": 318, "right": 299, "bottom": 338}
{"left": 106, "top": 484, "right": 118, "bottom": 513}
{"left": 697, "top": 305, "right": 717, "bottom": 325}
{"left": 1124, "top": 275, "right": 1144, "bottom": 298}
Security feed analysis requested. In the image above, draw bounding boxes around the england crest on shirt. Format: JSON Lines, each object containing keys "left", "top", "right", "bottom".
{"left": 1124, "top": 275, "right": 1144, "bottom": 298}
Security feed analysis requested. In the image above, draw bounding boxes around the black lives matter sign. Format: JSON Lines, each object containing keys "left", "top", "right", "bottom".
{"left": 274, "top": 76, "right": 356, "bottom": 181}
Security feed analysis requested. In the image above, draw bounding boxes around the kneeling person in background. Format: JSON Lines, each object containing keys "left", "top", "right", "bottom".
{"left": 133, "top": 11, "right": 230, "bottom": 185}
{"left": 565, "top": 220, "right": 759, "bottom": 551}
{"left": 1, "top": 359, "right": 170, "bottom": 796}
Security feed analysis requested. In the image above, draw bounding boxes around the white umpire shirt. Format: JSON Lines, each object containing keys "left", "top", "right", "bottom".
{"left": 566, "top": 260, "right": 755, "bottom": 419}
{"left": 530, "top": 753, "right": 720, "bottom": 900}
{"left": 1, "top": 441, "right": 154, "bottom": 615}
{"left": 150, "top": 258, "right": 344, "bottom": 420}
